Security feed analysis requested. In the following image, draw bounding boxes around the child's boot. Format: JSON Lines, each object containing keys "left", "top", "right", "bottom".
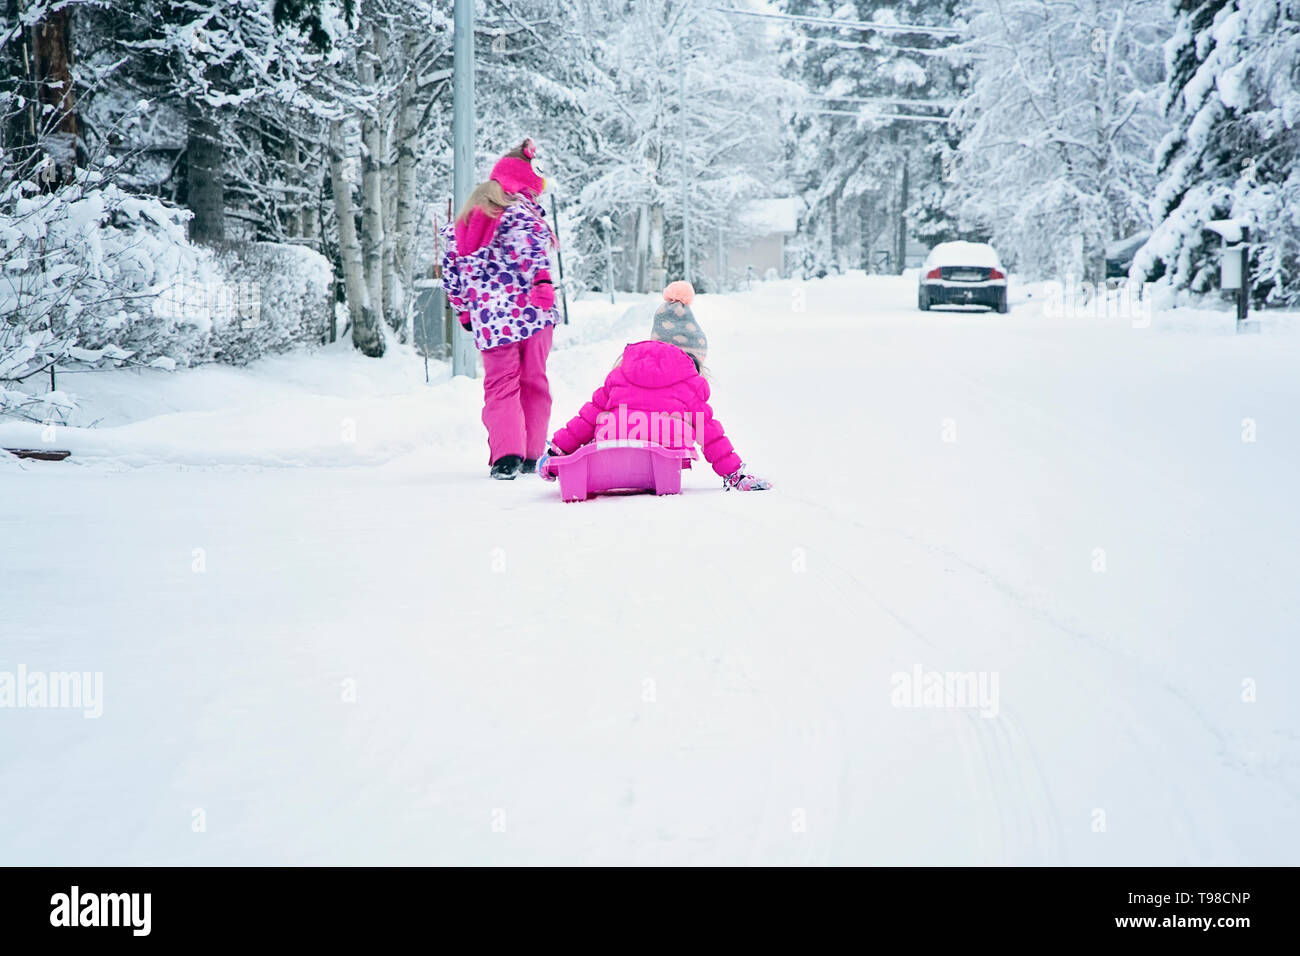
{"left": 491, "top": 455, "right": 523, "bottom": 480}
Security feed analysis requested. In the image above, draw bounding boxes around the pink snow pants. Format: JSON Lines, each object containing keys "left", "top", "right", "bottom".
{"left": 480, "top": 325, "right": 554, "bottom": 463}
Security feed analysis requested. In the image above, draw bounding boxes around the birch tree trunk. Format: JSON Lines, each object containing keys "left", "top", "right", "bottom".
{"left": 373, "top": 26, "right": 402, "bottom": 336}
{"left": 383, "top": 148, "right": 399, "bottom": 335}
{"left": 357, "top": 30, "right": 386, "bottom": 332}
{"left": 392, "top": 31, "right": 421, "bottom": 343}
{"left": 329, "top": 119, "right": 384, "bottom": 357}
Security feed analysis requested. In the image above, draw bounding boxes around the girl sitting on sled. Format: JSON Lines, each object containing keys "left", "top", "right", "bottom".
{"left": 540, "top": 282, "right": 770, "bottom": 492}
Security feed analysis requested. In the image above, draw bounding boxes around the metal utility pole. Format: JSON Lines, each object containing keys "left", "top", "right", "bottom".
{"left": 451, "top": 0, "right": 477, "bottom": 378}
{"left": 679, "top": 37, "right": 690, "bottom": 284}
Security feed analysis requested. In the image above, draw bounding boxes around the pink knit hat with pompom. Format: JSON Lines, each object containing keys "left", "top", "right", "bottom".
{"left": 663, "top": 280, "right": 695, "bottom": 305}
{"left": 490, "top": 138, "right": 545, "bottom": 198}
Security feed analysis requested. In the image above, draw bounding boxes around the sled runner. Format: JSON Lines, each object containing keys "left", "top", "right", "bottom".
{"left": 544, "top": 440, "right": 697, "bottom": 502}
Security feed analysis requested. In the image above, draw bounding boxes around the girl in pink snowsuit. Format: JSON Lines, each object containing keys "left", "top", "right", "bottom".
{"left": 441, "top": 140, "right": 558, "bottom": 479}
{"left": 542, "top": 282, "right": 770, "bottom": 491}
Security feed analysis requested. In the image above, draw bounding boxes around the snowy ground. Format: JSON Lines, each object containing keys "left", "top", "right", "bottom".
{"left": 2, "top": 273, "right": 1298, "bottom": 865}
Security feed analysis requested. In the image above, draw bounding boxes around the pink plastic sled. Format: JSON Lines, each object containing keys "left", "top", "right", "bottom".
{"left": 546, "top": 440, "right": 698, "bottom": 502}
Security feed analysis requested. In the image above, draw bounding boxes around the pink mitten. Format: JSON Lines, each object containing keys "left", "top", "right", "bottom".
{"left": 529, "top": 284, "right": 555, "bottom": 310}
{"left": 529, "top": 270, "right": 555, "bottom": 310}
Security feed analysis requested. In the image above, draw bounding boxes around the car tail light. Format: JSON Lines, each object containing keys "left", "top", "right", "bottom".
{"left": 989, "top": 267, "right": 1005, "bottom": 280}
{"left": 925, "top": 267, "right": 942, "bottom": 280}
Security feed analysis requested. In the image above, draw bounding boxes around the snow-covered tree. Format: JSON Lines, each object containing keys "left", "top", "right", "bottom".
{"left": 319, "top": 0, "right": 454, "bottom": 352}
{"left": 777, "top": 0, "right": 968, "bottom": 274}
{"left": 1134, "top": 0, "right": 1300, "bottom": 305}
{"left": 2, "top": 1, "right": 334, "bottom": 404}
{"left": 481, "top": 0, "right": 784, "bottom": 293}
{"left": 1, "top": 2, "right": 202, "bottom": 399}
{"left": 2, "top": 0, "right": 90, "bottom": 186}
{"left": 91, "top": 1, "right": 335, "bottom": 240}
{"left": 5, "top": 0, "right": 789, "bottom": 372}
{"left": 948, "top": 0, "right": 1171, "bottom": 281}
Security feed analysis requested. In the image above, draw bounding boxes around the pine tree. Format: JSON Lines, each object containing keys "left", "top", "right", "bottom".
{"left": 1136, "top": 0, "right": 1300, "bottom": 305}
{"left": 75, "top": 1, "right": 340, "bottom": 243}
{"left": 2, "top": 0, "right": 91, "bottom": 186}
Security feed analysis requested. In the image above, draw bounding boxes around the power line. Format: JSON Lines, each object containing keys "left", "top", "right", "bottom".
{"left": 783, "top": 31, "right": 974, "bottom": 58}
{"left": 714, "top": 10, "right": 961, "bottom": 125}
{"left": 805, "top": 108, "right": 955, "bottom": 124}
{"left": 809, "top": 94, "right": 960, "bottom": 110}
{"left": 715, "top": 6, "right": 963, "bottom": 39}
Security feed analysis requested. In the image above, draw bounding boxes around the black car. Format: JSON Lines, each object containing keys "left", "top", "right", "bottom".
{"left": 918, "top": 241, "right": 1009, "bottom": 313}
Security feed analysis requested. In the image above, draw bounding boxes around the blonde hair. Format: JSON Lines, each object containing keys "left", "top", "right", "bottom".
{"left": 454, "top": 142, "right": 535, "bottom": 223}
{"left": 456, "top": 179, "right": 519, "bottom": 224}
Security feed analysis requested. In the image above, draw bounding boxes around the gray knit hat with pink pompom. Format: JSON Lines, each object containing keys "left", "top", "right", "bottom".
{"left": 651, "top": 281, "right": 707, "bottom": 362}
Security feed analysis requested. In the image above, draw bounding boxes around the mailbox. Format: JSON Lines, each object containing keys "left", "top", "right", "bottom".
{"left": 1204, "top": 219, "right": 1252, "bottom": 328}
{"left": 1221, "top": 244, "right": 1243, "bottom": 290}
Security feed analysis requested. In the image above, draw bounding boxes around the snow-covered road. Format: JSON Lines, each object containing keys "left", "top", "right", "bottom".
{"left": 2, "top": 274, "right": 1297, "bottom": 864}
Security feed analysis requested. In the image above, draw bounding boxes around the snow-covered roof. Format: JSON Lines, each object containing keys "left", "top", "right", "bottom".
{"left": 1204, "top": 219, "right": 1247, "bottom": 243}
{"left": 741, "top": 198, "right": 799, "bottom": 235}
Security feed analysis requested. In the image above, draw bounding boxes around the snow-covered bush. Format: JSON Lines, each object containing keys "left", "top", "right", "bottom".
{"left": 208, "top": 243, "right": 333, "bottom": 365}
{"left": 0, "top": 168, "right": 218, "bottom": 385}
{"left": 2, "top": 167, "right": 334, "bottom": 420}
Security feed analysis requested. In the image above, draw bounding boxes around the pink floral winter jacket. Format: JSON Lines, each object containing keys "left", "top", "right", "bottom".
{"left": 441, "top": 197, "right": 558, "bottom": 351}
{"left": 551, "top": 340, "right": 743, "bottom": 478}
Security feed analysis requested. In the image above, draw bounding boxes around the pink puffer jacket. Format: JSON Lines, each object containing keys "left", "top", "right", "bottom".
{"left": 551, "top": 340, "right": 743, "bottom": 478}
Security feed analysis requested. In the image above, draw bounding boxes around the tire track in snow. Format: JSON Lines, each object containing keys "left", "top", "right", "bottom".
{"left": 958, "top": 705, "right": 1062, "bottom": 864}
{"left": 713, "top": 491, "right": 1238, "bottom": 862}
{"left": 645, "top": 497, "right": 857, "bottom": 864}
{"left": 790, "top": 492, "right": 1220, "bottom": 858}
{"left": 786, "top": 501, "right": 1064, "bottom": 863}
{"left": 697, "top": 497, "right": 1054, "bottom": 863}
